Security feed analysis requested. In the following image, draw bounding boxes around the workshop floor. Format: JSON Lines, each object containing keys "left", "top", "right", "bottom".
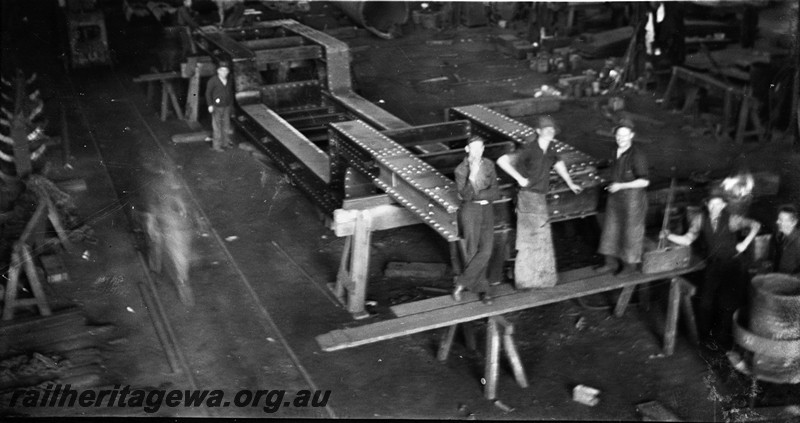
{"left": 3, "top": 2, "right": 799, "bottom": 420}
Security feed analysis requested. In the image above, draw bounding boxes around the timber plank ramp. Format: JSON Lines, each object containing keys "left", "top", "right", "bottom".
{"left": 316, "top": 260, "right": 704, "bottom": 352}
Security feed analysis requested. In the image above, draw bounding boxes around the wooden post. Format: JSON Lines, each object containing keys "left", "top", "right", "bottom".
{"left": 495, "top": 316, "right": 528, "bottom": 388}
{"left": 2, "top": 243, "right": 52, "bottom": 320}
{"left": 334, "top": 235, "right": 352, "bottom": 303}
{"left": 681, "top": 87, "right": 699, "bottom": 115}
{"left": 484, "top": 317, "right": 501, "bottom": 400}
{"left": 678, "top": 277, "right": 698, "bottom": 345}
{"left": 735, "top": 94, "right": 751, "bottom": 145}
{"left": 661, "top": 67, "right": 678, "bottom": 109}
{"left": 330, "top": 211, "right": 375, "bottom": 318}
{"left": 437, "top": 325, "right": 458, "bottom": 361}
{"left": 2, "top": 245, "right": 23, "bottom": 320}
{"left": 19, "top": 243, "right": 50, "bottom": 314}
{"left": 614, "top": 285, "right": 635, "bottom": 317}
{"left": 45, "top": 197, "right": 76, "bottom": 253}
{"left": 19, "top": 202, "right": 47, "bottom": 253}
{"left": 438, "top": 321, "right": 478, "bottom": 361}
{"left": 161, "top": 82, "right": 169, "bottom": 121}
{"left": 483, "top": 315, "right": 529, "bottom": 400}
{"left": 185, "top": 62, "right": 201, "bottom": 125}
{"left": 663, "top": 277, "right": 681, "bottom": 355}
{"left": 165, "top": 82, "right": 184, "bottom": 120}
{"left": 348, "top": 211, "right": 372, "bottom": 318}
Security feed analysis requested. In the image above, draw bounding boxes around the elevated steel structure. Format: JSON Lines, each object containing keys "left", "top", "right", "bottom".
{"left": 184, "top": 20, "right": 604, "bottom": 315}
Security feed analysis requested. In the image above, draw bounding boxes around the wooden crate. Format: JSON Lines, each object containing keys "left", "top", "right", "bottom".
{"left": 642, "top": 238, "right": 691, "bottom": 274}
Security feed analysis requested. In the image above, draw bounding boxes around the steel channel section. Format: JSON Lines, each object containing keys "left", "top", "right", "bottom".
{"left": 239, "top": 104, "right": 331, "bottom": 183}
{"left": 381, "top": 121, "right": 471, "bottom": 150}
{"left": 195, "top": 25, "right": 342, "bottom": 213}
{"left": 276, "top": 20, "right": 412, "bottom": 132}
{"left": 193, "top": 28, "right": 263, "bottom": 93}
{"left": 448, "top": 105, "right": 605, "bottom": 222}
{"left": 330, "top": 120, "right": 459, "bottom": 241}
{"left": 235, "top": 111, "right": 340, "bottom": 214}
{"left": 448, "top": 105, "right": 599, "bottom": 170}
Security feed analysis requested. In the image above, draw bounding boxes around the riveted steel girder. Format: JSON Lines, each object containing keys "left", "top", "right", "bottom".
{"left": 330, "top": 120, "right": 460, "bottom": 241}
{"left": 448, "top": 104, "right": 600, "bottom": 171}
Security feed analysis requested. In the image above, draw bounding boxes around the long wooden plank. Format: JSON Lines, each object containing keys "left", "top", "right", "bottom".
{"left": 133, "top": 71, "right": 182, "bottom": 83}
{"left": 391, "top": 266, "right": 598, "bottom": 317}
{"left": 331, "top": 205, "right": 421, "bottom": 237}
{"left": 316, "top": 260, "right": 703, "bottom": 352}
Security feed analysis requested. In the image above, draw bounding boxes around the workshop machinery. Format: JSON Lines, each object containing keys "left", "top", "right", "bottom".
{"left": 64, "top": 0, "right": 112, "bottom": 69}
{"left": 181, "top": 20, "right": 604, "bottom": 316}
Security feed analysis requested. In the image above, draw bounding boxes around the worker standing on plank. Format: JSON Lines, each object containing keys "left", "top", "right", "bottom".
{"left": 661, "top": 188, "right": 760, "bottom": 349}
{"left": 771, "top": 204, "right": 800, "bottom": 277}
{"left": 497, "top": 116, "right": 583, "bottom": 289}
{"left": 596, "top": 118, "right": 650, "bottom": 277}
{"left": 452, "top": 136, "right": 499, "bottom": 305}
{"left": 205, "top": 61, "right": 233, "bottom": 152}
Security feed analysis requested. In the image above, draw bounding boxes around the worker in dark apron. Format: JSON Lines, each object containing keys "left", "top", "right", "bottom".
{"left": 452, "top": 136, "right": 499, "bottom": 305}
{"left": 497, "top": 116, "right": 583, "bottom": 289}
{"left": 662, "top": 189, "right": 760, "bottom": 348}
{"left": 596, "top": 119, "right": 650, "bottom": 276}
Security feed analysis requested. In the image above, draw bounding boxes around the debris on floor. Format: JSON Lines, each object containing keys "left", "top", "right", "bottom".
{"left": 636, "top": 400, "right": 683, "bottom": 422}
{"left": 572, "top": 384, "right": 600, "bottom": 406}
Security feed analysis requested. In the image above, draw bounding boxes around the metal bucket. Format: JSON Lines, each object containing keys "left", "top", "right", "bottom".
{"left": 733, "top": 273, "right": 800, "bottom": 384}
{"left": 750, "top": 274, "right": 800, "bottom": 339}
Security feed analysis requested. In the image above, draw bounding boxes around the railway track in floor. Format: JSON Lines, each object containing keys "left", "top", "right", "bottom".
{"left": 63, "top": 66, "right": 336, "bottom": 418}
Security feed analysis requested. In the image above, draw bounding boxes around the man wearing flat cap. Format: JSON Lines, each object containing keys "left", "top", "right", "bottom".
{"left": 597, "top": 118, "right": 650, "bottom": 276}
{"left": 497, "top": 115, "right": 583, "bottom": 289}
{"left": 662, "top": 188, "right": 760, "bottom": 348}
{"left": 205, "top": 61, "right": 234, "bottom": 152}
{"left": 452, "top": 136, "right": 499, "bottom": 304}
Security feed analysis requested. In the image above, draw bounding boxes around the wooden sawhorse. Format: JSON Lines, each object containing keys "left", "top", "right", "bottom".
{"left": 438, "top": 315, "right": 528, "bottom": 400}
{"left": 434, "top": 275, "right": 698, "bottom": 400}
{"left": 2, "top": 193, "right": 76, "bottom": 320}
{"left": 317, "top": 262, "right": 706, "bottom": 403}
{"left": 615, "top": 276, "right": 699, "bottom": 355}
{"left": 133, "top": 70, "right": 185, "bottom": 122}
{"left": 330, "top": 204, "right": 422, "bottom": 319}
{"left": 662, "top": 66, "right": 764, "bottom": 145}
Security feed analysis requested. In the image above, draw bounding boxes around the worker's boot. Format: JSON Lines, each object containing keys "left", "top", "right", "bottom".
{"left": 452, "top": 284, "right": 465, "bottom": 302}
{"left": 594, "top": 255, "right": 618, "bottom": 274}
{"left": 615, "top": 261, "right": 638, "bottom": 277}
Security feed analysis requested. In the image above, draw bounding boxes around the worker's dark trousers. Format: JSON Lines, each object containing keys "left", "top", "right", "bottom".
{"left": 455, "top": 202, "right": 494, "bottom": 295}
{"left": 697, "top": 257, "right": 746, "bottom": 349}
{"left": 211, "top": 106, "right": 231, "bottom": 149}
